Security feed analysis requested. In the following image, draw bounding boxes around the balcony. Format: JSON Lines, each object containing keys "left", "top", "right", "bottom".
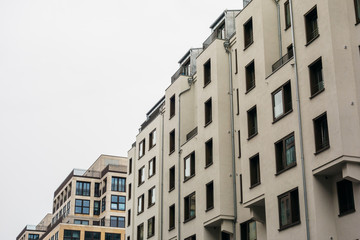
{"left": 171, "top": 65, "right": 190, "bottom": 83}
{"left": 272, "top": 48, "right": 293, "bottom": 72}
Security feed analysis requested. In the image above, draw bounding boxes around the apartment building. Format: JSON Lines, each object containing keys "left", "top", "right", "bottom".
{"left": 127, "top": 0, "right": 360, "bottom": 239}
{"left": 17, "top": 155, "right": 128, "bottom": 240}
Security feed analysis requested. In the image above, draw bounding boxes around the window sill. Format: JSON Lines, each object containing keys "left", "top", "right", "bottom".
{"left": 247, "top": 132, "right": 258, "bottom": 141}
{"left": 355, "top": 20, "right": 360, "bottom": 26}
{"left": 183, "top": 174, "right": 195, "bottom": 183}
{"left": 314, "top": 145, "right": 330, "bottom": 155}
{"left": 278, "top": 221, "right": 301, "bottom": 231}
{"left": 309, "top": 88, "right": 325, "bottom": 99}
{"left": 168, "top": 227, "right": 175, "bottom": 232}
{"left": 137, "top": 211, "right": 144, "bottom": 216}
{"left": 147, "top": 234, "right": 155, "bottom": 239}
{"left": 148, "top": 174, "right": 155, "bottom": 180}
{"left": 272, "top": 109, "right": 293, "bottom": 124}
{"left": 148, "top": 203, "right": 155, "bottom": 209}
{"left": 183, "top": 216, "right": 196, "bottom": 224}
{"left": 169, "top": 150, "right": 175, "bottom": 156}
{"left": 204, "top": 120, "right": 212, "bottom": 128}
{"left": 149, "top": 144, "right": 156, "bottom": 151}
{"left": 138, "top": 155, "right": 144, "bottom": 160}
{"left": 203, "top": 81, "right": 211, "bottom": 88}
{"left": 249, "top": 182, "right": 261, "bottom": 189}
{"left": 305, "top": 34, "right": 320, "bottom": 47}
{"left": 338, "top": 209, "right": 356, "bottom": 217}
{"left": 284, "top": 25, "right": 291, "bottom": 31}
{"left": 169, "top": 187, "right": 175, "bottom": 193}
{"left": 245, "top": 85, "right": 255, "bottom": 94}
{"left": 275, "top": 163, "right": 297, "bottom": 176}
{"left": 243, "top": 41, "right": 254, "bottom": 51}
{"left": 205, "top": 162, "right": 213, "bottom": 169}
{"left": 169, "top": 114, "right": 175, "bottom": 120}
{"left": 205, "top": 206, "right": 214, "bottom": 212}
{"left": 138, "top": 182, "right": 145, "bottom": 187}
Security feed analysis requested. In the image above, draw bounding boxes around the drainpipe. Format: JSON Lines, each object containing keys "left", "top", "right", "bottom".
{"left": 289, "top": 0, "right": 310, "bottom": 239}
{"left": 177, "top": 79, "right": 193, "bottom": 240}
{"left": 160, "top": 106, "right": 165, "bottom": 240}
{"left": 224, "top": 40, "right": 237, "bottom": 240}
{"left": 273, "top": 0, "right": 282, "bottom": 58}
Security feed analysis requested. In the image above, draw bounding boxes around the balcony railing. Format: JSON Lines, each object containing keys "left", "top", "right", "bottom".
{"left": 186, "top": 127, "right": 198, "bottom": 141}
{"left": 203, "top": 30, "right": 225, "bottom": 50}
{"left": 171, "top": 65, "right": 190, "bottom": 83}
{"left": 272, "top": 48, "right": 294, "bottom": 72}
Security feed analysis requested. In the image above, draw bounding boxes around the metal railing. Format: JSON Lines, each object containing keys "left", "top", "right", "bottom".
{"left": 311, "top": 80, "right": 324, "bottom": 96}
{"left": 203, "top": 30, "right": 225, "bottom": 50}
{"left": 171, "top": 65, "right": 189, "bottom": 83}
{"left": 272, "top": 48, "right": 294, "bottom": 72}
{"left": 307, "top": 27, "right": 319, "bottom": 43}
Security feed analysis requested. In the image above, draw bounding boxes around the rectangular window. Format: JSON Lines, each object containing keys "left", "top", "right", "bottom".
{"left": 275, "top": 133, "right": 296, "bottom": 173}
{"left": 93, "top": 201, "right": 100, "bottom": 215}
{"left": 94, "top": 183, "right": 100, "bottom": 197}
{"left": 284, "top": 1, "right": 291, "bottom": 29}
{"left": 245, "top": 61, "right": 255, "bottom": 92}
{"left": 305, "top": 6, "right": 319, "bottom": 44}
{"left": 355, "top": 0, "right": 360, "bottom": 23}
{"left": 169, "top": 129, "right": 175, "bottom": 154}
{"left": 147, "top": 216, "right": 155, "bottom": 238}
{"left": 236, "top": 88, "right": 239, "bottom": 115}
{"left": 272, "top": 81, "right": 292, "bottom": 120}
{"left": 105, "top": 233, "right": 121, "bottom": 240}
{"left": 235, "top": 49, "right": 238, "bottom": 74}
{"left": 101, "top": 197, "right": 106, "bottom": 212}
{"left": 128, "top": 183, "right": 132, "bottom": 200}
{"left": 111, "top": 195, "right": 126, "bottom": 210}
{"left": 244, "top": 17, "right": 253, "bottom": 48}
{"left": 129, "top": 158, "right": 132, "bottom": 175}
{"left": 101, "top": 217, "right": 105, "bottom": 226}
{"left": 137, "top": 223, "right": 144, "bottom": 240}
{"left": 148, "top": 157, "right": 156, "bottom": 178}
{"left": 138, "top": 194, "right": 144, "bottom": 214}
{"left": 102, "top": 178, "right": 107, "bottom": 193}
{"left": 138, "top": 166, "right": 145, "bottom": 186}
{"left": 204, "top": 59, "right": 211, "bottom": 86}
{"left": 184, "top": 152, "right": 195, "bottom": 181}
{"left": 204, "top": 98, "right": 212, "bottom": 126}
{"left": 110, "top": 216, "right": 125, "bottom": 228}
{"left": 28, "top": 234, "right": 40, "bottom": 240}
{"left": 169, "top": 204, "right": 175, "bottom": 230}
{"left": 148, "top": 186, "right": 156, "bottom": 207}
{"left": 309, "top": 57, "right": 324, "bottom": 97}
{"left": 278, "top": 188, "right": 300, "bottom": 229}
{"left": 206, "top": 181, "right": 214, "bottom": 211}
{"left": 169, "top": 166, "right": 175, "bottom": 191}
{"left": 247, "top": 106, "right": 257, "bottom": 138}
{"left": 184, "top": 235, "right": 196, "bottom": 240}
{"left": 139, "top": 139, "right": 145, "bottom": 158}
{"left": 313, "top": 112, "right": 330, "bottom": 153}
{"left": 111, "top": 177, "right": 126, "bottom": 192}
{"left": 237, "top": 130, "right": 241, "bottom": 158}
{"left": 76, "top": 181, "right": 90, "bottom": 196}
{"left": 64, "top": 230, "right": 80, "bottom": 240}
{"left": 75, "top": 199, "right": 90, "bottom": 214}
{"left": 184, "top": 192, "right": 196, "bottom": 222}
{"left": 84, "top": 231, "right": 100, "bottom": 240}
{"left": 127, "top": 209, "right": 131, "bottom": 226}
{"left": 249, "top": 154, "right": 260, "bottom": 187}
{"left": 337, "top": 179, "right": 355, "bottom": 216}
{"left": 149, "top": 129, "right": 156, "bottom": 149}
{"left": 170, "top": 94, "right": 175, "bottom": 118}
{"left": 205, "top": 138, "right": 213, "bottom": 167}
{"left": 239, "top": 174, "right": 243, "bottom": 204}
{"left": 240, "top": 220, "right": 257, "bottom": 240}
{"left": 74, "top": 219, "right": 89, "bottom": 225}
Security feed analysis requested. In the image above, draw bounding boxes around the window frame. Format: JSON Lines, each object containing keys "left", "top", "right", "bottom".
{"left": 203, "top": 59, "right": 211, "bottom": 87}
{"left": 184, "top": 192, "right": 196, "bottom": 222}
{"left": 139, "top": 139, "right": 145, "bottom": 159}
{"left": 75, "top": 199, "right": 90, "bottom": 215}
{"left": 75, "top": 181, "right": 91, "bottom": 196}
{"left": 110, "top": 216, "right": 125, "bottom": 228}
{"left": 204, "top": 98, "right": 212, "bottom": 127}
{"left": 205, "top": 138, "right": 213, "bottom": 168}
{"left": 111, "top": 195, "right": 126, "bottom": 211}
{"left": 148, "top": 186, "right": 156, "bottom": 208}
{"left": 247, "top": 105, "right": 258, "bottom": 139}
{"left": 240, "top": 220, "right": 257, "bottom": 240}
{"left": 284, "top": 1, "right": 291, "bottom": 30}
{"left": 313, "top": 112, "right": 330, "bottom": 154}
{"left": 138, "top": 166, "right": 145, "bottom": 186}
{"left": 308, "top": 57, "right": 324, "bottom": 98}
{"left": 111, "top": 177, "right": 126, "bottom": 192}
{"left": 245, "top": 60, "right": 255, "bottom": 93}
{"left": 147, "top": 216, "right": 155, "bottom": 238}
{"left": 169, "top": 166, "right": 175, "bottom": 192}
{"left": 169, "top": 129, "right": 175, "bottom": 155}
{"left": 149, "top": 129, "right": 156, "bottom": 149}
{"left": 137, "top": 223, "right": 144, "bottom": 240}
{"left": 148, "top": 157, "right": 156, "bottom": 178}
{"left": 304, "top": 5, "right": 319, "bottom": 45}
{"left": 278, "top": 188, "right": 300, "bottom": 230}
{"left": 137, "top": 194, "right": 144, "bottom": 215}
{"left": 355, "top": 0, "right": 360, "bottom": 24}
{"left": 169, "top": 204, "right": 175, "bottom": 230}
{"left": 184, "top": 152, "right": 195, "bottom": 182}
{"left": 249, "top": 154, "right": 260, "bottom": 188}
{"left": 170, "top": 95, "right": 175, "bottom": 119}
{"left": 206, "top": 181, "right": 214, "bottom": 211}
{"left": 337, "top": 179, "right": 356, "bottom": 216}
{"left": 275, "top": 132, "right": 296, "bottom": 174}
{"left": 243, "top": 17, "right": 254, "bottom": 49}
{"left": 84, "top": 231, "right": 101, "bottom": 240}
{"left": 64, "top": 230, "right": 80, "bottom": 240}
{"left": 272, "top": 80, "right": 293, "bottom": 122}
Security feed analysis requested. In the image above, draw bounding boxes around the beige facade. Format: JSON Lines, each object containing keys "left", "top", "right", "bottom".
{"left": 127, "top": 0, "right": 360, "bottom": 240}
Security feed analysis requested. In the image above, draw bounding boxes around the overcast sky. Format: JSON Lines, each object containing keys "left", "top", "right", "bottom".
{"left": 0, "top": 0, "right": 243, "bottom": 239}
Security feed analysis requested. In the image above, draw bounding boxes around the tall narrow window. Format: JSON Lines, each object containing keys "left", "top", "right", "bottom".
{"left": 184, "top": 235, "right": 196, "bottom": 240}
{"left": 148, "top": 186, "right": 156, "bottom": 207}
{"left": 169, "top": 129, "right": 175, "bottom": 154}
{"left": 249, "top": 154, "right": 260, "bottom": 187}
{"left": 137, "top": 223, "right": 144, "bottom": 240}
{"left": 305, "top": 6, "right": 319, "bottom": 44}
{"left": 101, "top": 197, "right": 106, "bottom": 212}
{"left": 309, "top": 57, "right": 324, "bottom": 97}
{"left": 284, "top": 1, "right": 291, "bottom": 29}
{"left": 313, "top": 112, "right": 330, "bottom": 153}
{"left": 93, "top": 201, "right": 100, "bottom": 215}
{"left": 75, "top": 199, "right": 90, "bottom": 214}
{"left": 76, "top": 181, "right": 90, "bottom": 196}
{"left": 102, "top": 178, "right": 107, "bottom": 194}
{"left": 244, "top": 18, "right": 253, "bottom": 48}
{"left": 138, "top": 166, "right": 145, "bottom": 186}
{"left": 278, "top": 188, "right": 300, "bottom": 229}
{"left": 247, "top": 106, "right": 257, "bottom": 138}
{"left": 206, "top": 181, "right": 214, "bottom": 211}
{"left": 272, "top": 81, "right": 292, "bottom": 120}
{"left": 94, "top": 183, "right": 100, "bottom": 197}
{"left": 245, "top": 61, "right": 255, "bottom": 92}
{"left": 184, "top": 152, "right": 195, "bottom": 181}
{"left": 337, "top": 179, "right": 355, "bottom": 216}
{"left": 169, "top": 204, "right": 175, "bottom": 230}
{"left": 147, "top": 216, "right": 155, "bottom": 238}
{"left": 240, "top": 220, "right": 257, "bottom": 240}
{"left": 139, "top": 139, "right": 145, "bottom": 158}
{"left": 239, "top": 174, "right": 243, "bottom": 204}
{"left": 169, "top": 166, "right": 175, "bottom": 191}
{"left": 149, "top": 129, "right": 156, "bottom": 149}
{"left": 235, "top": 49, "right": 238, "bottom": 74}
{"left": 236, "top": 88, "right": 240, "bottom": 115}
{"left": 355, "top": 0, "right": 360, "bottom": 23}
{"left": 129, "top": 158, "right": 132, "bottom": 174}
{"left": 127, "top": 209, "right": 131, "bottom": 226}
{"left": 204, "top": 98, "right": 212, "bottom": 126}
{"left": 184, "top": 192, "right": 196, "bottom": 221}
{"left": 148, "top": 157, "right": 156, "bottom": 178}
{"left": 111, "top": 177, "right": 126, "bottom": 192}
{"left": 205, "top": 138, "right": 213, "bottom": 167}
{"left": 111, "top": 195, "right": 126, "bottom": 211}
{"left": 170, "top": 95, "right": 175, "bottom": 118}
{"left": 275, "top": 133, "right": 296, "bottom": 173}
{"left": 204, "top": 59, "right": 211, "bottom": 86}
{"left": 138, "top": 194, "right": 144, "bottom": 214}
{"left": 128, "top": 183, "right": 132, "bottom": 200}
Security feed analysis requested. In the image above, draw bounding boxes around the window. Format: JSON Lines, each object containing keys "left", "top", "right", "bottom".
{"left": 275, "top": 133, "right": 296, "bottom": 173}
{"left": 127, "top": 209, "right": 131, "bottom": 226}
{"left": 184, "top": 235, "right": 196, "bottom": 240}
{"left": 101, "top": 196, "right": 106, "bottom": 212}
{"left": 105, "top": 233, "right": 121, "bottom": 240}
{"left": 74, "top": 219, "right": 89, "bottom": 225}
{"left": 244, "top": 18, "right": 253, "bottom": 48}
{"left": 93, "top": 201, "right": 100, "bottom": 215}
{"left": 129, "top": 158, "right": 132, "bottom": 175}
{"left": 239, "top": 174, "right": 243, "bottom": 204}
{"left": 272, "top": 81, "right": 292, "bottom": 120}
{"left": 84, "top": 231, "right": 100, "bottom": 240}
{"left": 76, "top": 181, "right": 90, "bottom": 196}
{"left": 169, "top": 129, "right": 175, "bottom": 154}
{"left": 148, "top": 186, "right": 156, "bottom": 207}
{"left": 102, "top": 178, "right": 107, "bottom": 193}
{"left": 204, "top": 98, "right": 212, "bottom": 126}
{"left": 169, "top": 204, "right": 175, "bottom": 230}
{"left": 94, "top": 183, "right": 100, "bottom": 197}
{"left": 249, "top": 154, "right": 260, "bottom": 187}
{"left": 184, "top": 192, "right": 196, "bottom": 221}
{"left": 138, "top": 166, "right": 145, "bottom": 186}
{"left": 28, "top": 234, "right": 39, "bottom": 240}
{"left": 236, "top": 88, "right": 239, "bottom": 115}
{"left": 139, "top": 139, "right": 145, "bottom": 158}
{"left": 184, "top": 152, "right": 195, "bottom": 181}
{"left": 101, "top": 217, "right": 105, "bottom": 226}
{"left": 205, "top": 138, "right": 213, "bottom": 167}
{"left": 137, "top": 223, "right": 144, "bottom": 240}
{"left": 278, "top": 188, "right": 300, "bottom": 230}
{"left": 305, "top": 6, "right": 319, "bottom": 44}
{"left": 64, "top": 230, "right": 80, "bottom": 240}
{"left": 309, "top": 57, "right": 324, "bottom": 97}
{"left": 128, "top": 183, "right": 132, "bottom": 200}
{"left": 355, "top": 0, "right": 360, "bottom": 23}
{"left": 237, "top": 131, "right": 241, "bottom": 158}
{"left": 169, "top": 166, "right": 175, "bottom": 191}
{"left": 247, "top": 106, "right": 257, "bottom": 138}
{"left": 111, "top": 195, "right": 126, "bottom": 210}
{"left": 138, "top": 194, "right": 144, "bottom": 214}
{"left": 204, "top": 59, "right": 211, "bottom": 86}
{"left": 148, "top": 157, "right": 156, "bottom": 178}
{"left": 147, "top": 216, "right": 155, "bottom": 238}
{"left": 110, "top": 216, "right": 125, "bottom": 228}
{"left": 245, "top": 61, "right": 255, "bottom": 92}
{"left": 111, "top": 177, "right": 126, "bottom": 192}
{"left": 170, "top": 95, "right": 175, "bottom": 118}
{"left": 313, "top": 112, "right": 330, "bottom": 153}
{"left": 284, "top": 1, "right": 291, "bottom": 29}
{"left": 240, "top": 220, "right": 257, "bottom": 240}
{"left": 206, "top": 181, "right": 214, "bottom": 211}
{"left": 149, "top": 129, "right": 156, "bottom": 149}
{"left": 55, "top": 232, "right": 59, "bottom": 240}
{"left": 337, "top": 179, "right": 355, "bottom": 216}
{"left": 75, "top": 199, "right": 90, "bottom": 214}
{"left": 235, "top": 49, "right": 238, "bottom": 74}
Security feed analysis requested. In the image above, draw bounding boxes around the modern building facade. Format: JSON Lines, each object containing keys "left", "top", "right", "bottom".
{"left": 126, "top": 0, "right": 360, "bottom": 239}
{"left": 17, "top": 155, "right": 128, "bottom": 240}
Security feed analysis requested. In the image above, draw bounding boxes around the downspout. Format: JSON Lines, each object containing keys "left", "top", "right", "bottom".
{"left": 224, "top": 40, "right": 237, "bottom": 240}
{"left": 177, "top": 80, "right": 193, "bottom": 240}
{"left": 289, "top": 0, "right": 310, "bottom": 239}
{"left": 273, "top": 0, "right": 282, "bottom": 58}
{"left": 160, "top": 106, "right": 165, "bottom": 240}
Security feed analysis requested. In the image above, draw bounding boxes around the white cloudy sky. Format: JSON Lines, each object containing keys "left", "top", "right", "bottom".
{"left": 0, "top": 0, "right": 242, "bottom": 239}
